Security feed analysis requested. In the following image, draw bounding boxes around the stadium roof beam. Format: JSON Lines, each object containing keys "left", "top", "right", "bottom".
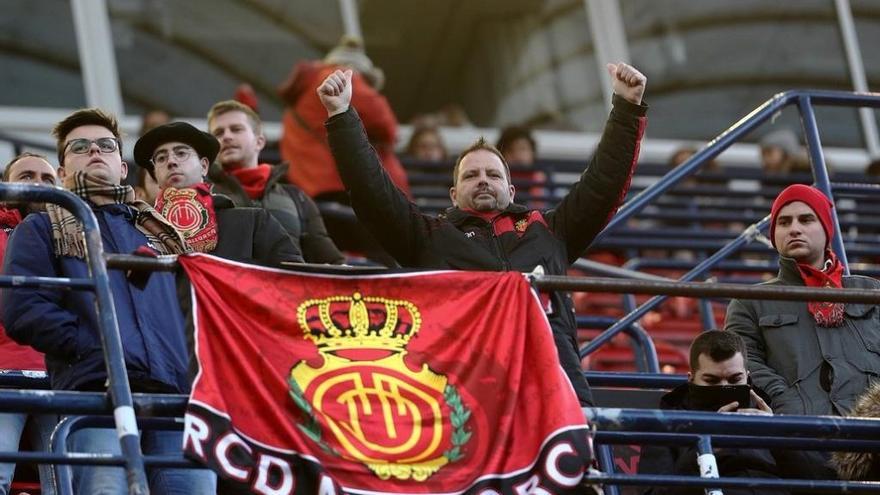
{"left": 584, "top": 0, "right": 630, "bottom": 112}
{"left": 71, "top": 0, "right": 124, "bottom": 116}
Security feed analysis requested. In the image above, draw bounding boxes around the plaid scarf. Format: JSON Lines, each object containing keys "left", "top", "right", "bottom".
{"left": 46, "top": 170, "right": 192, "bottom": 258}
{"left": 796, "top": 250, "right": 846, "bottom": 327}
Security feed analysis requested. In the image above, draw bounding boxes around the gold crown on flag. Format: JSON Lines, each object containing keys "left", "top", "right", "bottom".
{"left": 297, "top": 292, "right": 422, "bottom": 353}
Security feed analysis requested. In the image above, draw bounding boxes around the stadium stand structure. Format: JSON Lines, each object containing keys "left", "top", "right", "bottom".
{"left": 3, "top": 90, "right": 880, "bottom": 493}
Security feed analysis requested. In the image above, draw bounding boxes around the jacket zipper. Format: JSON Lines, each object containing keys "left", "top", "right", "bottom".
{"left": 489, "top": 217, "right": 511, "bottom": 270}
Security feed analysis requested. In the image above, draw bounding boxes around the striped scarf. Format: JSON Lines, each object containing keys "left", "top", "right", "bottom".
{"left": 46, "top": 170, "right": 192, "bottom": 258}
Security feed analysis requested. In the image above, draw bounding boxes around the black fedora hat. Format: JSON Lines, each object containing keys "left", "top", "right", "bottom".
{"left": 134, "top": 122, "right": 220, "bottom": 172}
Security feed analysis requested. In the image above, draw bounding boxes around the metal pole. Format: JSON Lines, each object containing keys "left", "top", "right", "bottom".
{"left": 69, "top": 0, "right": 125, "bottom": 115}
{"left": 595, "top": 444, "right": 621, "bottom": 495}
{"left": 833, "top": 0, "right": 880, "bottom": 158}
{"left": 337, "top": 0, "right": 362, "bottom": 39}
{"left": 798, "top": 95, "right": 851, "bottom": 273}
{"left": 584, "top": 0, "right": 631, "bottom": 112}
{"left": 696, "top": 436, "right": 722, "bottom": 495}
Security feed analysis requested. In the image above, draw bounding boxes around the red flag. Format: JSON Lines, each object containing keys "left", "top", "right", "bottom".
{"left": 180, "top": 254, "right": 591, "bottom": 494}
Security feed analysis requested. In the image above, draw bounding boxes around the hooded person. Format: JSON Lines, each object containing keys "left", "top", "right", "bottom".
{"left": 277, "top": 35, "right": 409, "bottom": 202}
{"left": 134, "top": 122, "right": 302, "bottom": 266}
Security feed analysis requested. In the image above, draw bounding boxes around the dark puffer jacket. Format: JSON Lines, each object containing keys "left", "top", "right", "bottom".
{"left": 326, "top": 95, "right": 647, "bottom": 406}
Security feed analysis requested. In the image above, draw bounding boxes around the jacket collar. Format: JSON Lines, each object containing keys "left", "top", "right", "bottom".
{"left": 443, "top": 202, "right": 530, "bottom": 225}
{"left": 776, "top": 256, "right": 806, "bottom": 286}
{"left": 207, "top": 162, "right": 290, "bottom": 200}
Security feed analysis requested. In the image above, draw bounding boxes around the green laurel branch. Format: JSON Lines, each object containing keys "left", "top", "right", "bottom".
{"left": 443, "top": 383, "right": 472, "bottom": 462}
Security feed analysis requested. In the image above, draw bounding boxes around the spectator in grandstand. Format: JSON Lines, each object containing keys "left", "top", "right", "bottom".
{"left": 637, "top": 330, "right": 786, "bottom": 495}
{"left": 1, "top": 108, "right": 216, "bottom": 494}
{"left": 0, "top": 152, "right": 57, "bottom": 495}
{"left": 405, "top": 124, "right": 447, "bottom": 162}
{"left": 831, "top": 382, "right": 880, "bottom": 481}
{"left": 496, "top": 125, "right": 548, "bottom": 206}
{"left": 139, "top": 109, "right": 170, "bottom": 137}
{"left": 277, "top": 34, "right": 410, "bottom": 202}
{"left": 134, "top": 121, "right": 302, "bottom": 265}
{"left": 760, "top": 129, "right": 809, "bottom": 174}
{"left": 864, "top": 158, "right": 880, "bottom": 178}
{"left": 725, "top": 184, "right": 880, "bottom": 417}
{"left": 317, "top": 62, "right": 648, "bottom": 407}
{"left": 206, "top": 99, "right": 344, "bottom": 264}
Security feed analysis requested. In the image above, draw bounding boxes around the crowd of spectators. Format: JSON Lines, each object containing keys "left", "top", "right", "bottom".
{"left": 0, "top": 36, "right": 879, "bottom": 493}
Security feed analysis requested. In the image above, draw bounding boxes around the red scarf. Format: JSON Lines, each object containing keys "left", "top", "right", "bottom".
{"left": 229, "top": 164, "right": 271, "bottom": 200}
{"left": 155, "top": 183, "right": 218, "bottom": 253}
{"left": 796, "top": 251, "right": 845, "bottom": 327}
{"left": 0, "top": 207, "right": 22, "bottom": 231}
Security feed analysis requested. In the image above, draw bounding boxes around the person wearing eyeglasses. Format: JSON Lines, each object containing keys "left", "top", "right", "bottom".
{"left": 133, "top": 121, "right": 302, "bottom": 266}
{"left": 1, "top": 109, "right": 216, "bottom": 494}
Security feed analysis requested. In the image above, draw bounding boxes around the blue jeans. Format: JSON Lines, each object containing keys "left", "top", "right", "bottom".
{"left": 0, "top": 412, "right": 57, "bottom": 495}
{"left": 70, "top": 427, "right": 216, "bottom": 495}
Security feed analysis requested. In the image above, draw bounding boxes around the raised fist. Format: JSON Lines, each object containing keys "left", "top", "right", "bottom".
{"left": 317, "top": 69, "right": 353, "bottom": 117}
{"left": 606, "top": 62, "right": 647, "bottom": 106}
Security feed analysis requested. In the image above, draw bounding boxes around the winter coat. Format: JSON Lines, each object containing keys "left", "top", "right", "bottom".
{"left": 637, "top": 383, "right": 788, "bottom": 495}
{"left": 277, "top": 61, "right": 410, "bottom": 198}
{"left": 325, "top": 95, "right": 647, "bottom": 406}
{"left": 208, "top": 162, "right": 344, "bottom": 264}
{"left": 211, "top": 194, "right": 303, "bottom": 265}
{"left": 2, "top": 204, "right": 189, "bottom": 392}
{"left": 725, "top": 256, "right": 880, "bottom": 416}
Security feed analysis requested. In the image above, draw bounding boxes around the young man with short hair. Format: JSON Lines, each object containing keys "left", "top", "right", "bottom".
{"left": 2, "top": 109, "right": 215, "bottom": 494}
{"left": 637, "top": 331, "right": 785, "bottom": 495}
{"left": 206, "top": 100, "right": 343, "bottom": 264}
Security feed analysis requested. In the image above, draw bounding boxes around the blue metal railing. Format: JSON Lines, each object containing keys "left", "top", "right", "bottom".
{"left": 586, "top": 407, "right": 880, "bottom": 492}
{"left": 581, "top": 90, "right": 880, "bottom": 361}
{"left": 0, "top": 183, "right": 149, "bottom": 494}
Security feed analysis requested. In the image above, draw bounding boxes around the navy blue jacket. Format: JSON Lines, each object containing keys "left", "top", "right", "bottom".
{"left": 2, "top": 204, "right": 190, "bottom": 392}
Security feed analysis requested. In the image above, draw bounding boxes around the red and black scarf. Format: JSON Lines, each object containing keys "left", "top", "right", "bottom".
{"left": 155, "top": 183, "right": 218, "bottom": 253}
{"left": 796, "top": 250, "right": 845, "bottom": 327}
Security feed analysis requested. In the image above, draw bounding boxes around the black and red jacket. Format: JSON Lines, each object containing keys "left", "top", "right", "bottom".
{"left": 326, "top": 94, "right": 647, "bottom": 406}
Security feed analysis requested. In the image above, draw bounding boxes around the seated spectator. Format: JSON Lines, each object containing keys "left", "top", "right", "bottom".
{"left": 405, "top": 124, "right": 447, "bottom": 162}
{"left": 1, "top": 108, "right": 215, "bottom": 494}
{"left": 496, "top": 125, "right": 547, "bottom": 205}
{"left": 0, "top": 152, "right": 58, "bottom": 495}
{"left": 831, "top": 382, "right": 880, "bottom": 480}
{"left": 206, "top": 99, "right": 344, "bottom": 264}
{"left": 760, "top": 129, "right": 809, "bottom": 174}
{"left": 277, "top": 35, "right": 410, "bottom": 202}
{"left": 637, "top": 330, "right": 786, "bottom": 495}
{"left": 134, "top": 121, "right": 302, "bottom": 265}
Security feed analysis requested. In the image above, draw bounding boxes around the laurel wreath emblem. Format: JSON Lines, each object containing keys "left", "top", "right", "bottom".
{"left": 287, "top": 377, "right": 472, "bottom": 463}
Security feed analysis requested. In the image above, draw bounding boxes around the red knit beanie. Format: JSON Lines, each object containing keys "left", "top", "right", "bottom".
{"left": 769, "top": 184, "right": 834, "bottom": 249}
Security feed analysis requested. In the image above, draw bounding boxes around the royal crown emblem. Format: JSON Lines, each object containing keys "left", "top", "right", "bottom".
{"left": 289, "top": 292, "right": 471, "bottom": 481}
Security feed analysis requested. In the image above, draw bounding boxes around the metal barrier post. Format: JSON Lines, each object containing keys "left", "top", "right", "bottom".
{"left": 696, "top": 435, "right": 722, "bottom": 495}
{"left": 595, "top": 444, "right": 620, "bottom": 495}
{"left": 798, "top": 94, "right": 851, "bottom": 273}
{"left": 0, "top": 184, "right": 149, "bottom": 494}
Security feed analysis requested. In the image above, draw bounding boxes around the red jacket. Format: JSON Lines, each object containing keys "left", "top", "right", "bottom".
{"left": 0, "top": 208, "right": 45, "bottom": 371}
{"left": 278, "top": 61, "right": 410, "bottom": 198}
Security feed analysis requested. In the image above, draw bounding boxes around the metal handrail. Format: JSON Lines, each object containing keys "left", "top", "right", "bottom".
{"left": 0, "top": 183, "right": 149, "bottom": 493}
